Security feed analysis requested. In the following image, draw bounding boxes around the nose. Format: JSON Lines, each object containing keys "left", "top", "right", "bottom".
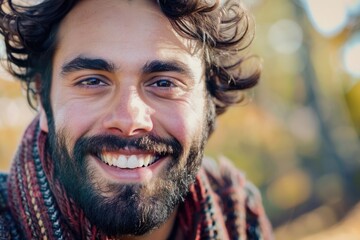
{"left": 103, "top": 88, "right": 153, "bottom": 136}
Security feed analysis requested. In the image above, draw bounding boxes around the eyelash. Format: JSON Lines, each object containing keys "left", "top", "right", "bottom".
{"left": 76, "top": 77, "right": 178, "bottom": 86}
{"left": 76, "top": 77, "right": 108, "bottom": 87}
{"left": 74, "top": 75, "right": 185, "bottom": 99}
{"left": 149, "top": 79, "right": 177, "bottom": 88}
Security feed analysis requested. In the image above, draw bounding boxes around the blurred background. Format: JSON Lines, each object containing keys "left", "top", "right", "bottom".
{"left": 1, "top": 0, "right": 360, "bottom": 239}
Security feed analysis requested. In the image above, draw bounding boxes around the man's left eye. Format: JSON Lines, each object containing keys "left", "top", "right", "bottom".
{"left": 151, "top": 79, "right": 176, "bottom": 88}
{"left": 78, "top": 77, "right": 107, "bottom": 86}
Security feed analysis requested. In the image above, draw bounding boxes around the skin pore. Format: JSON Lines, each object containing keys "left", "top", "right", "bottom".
{"left": 39, "top": 0, "right": 213, "bottom": 239}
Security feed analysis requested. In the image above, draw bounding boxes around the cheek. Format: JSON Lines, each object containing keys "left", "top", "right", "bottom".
{"left": 52, "top": 99, "right": 99, "bottom": 137}
{"left": 155, "top": 99, "right": 206, "bottom": 147}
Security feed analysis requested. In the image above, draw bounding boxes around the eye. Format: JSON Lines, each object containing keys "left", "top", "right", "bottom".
{"left": 151, "top": 79, "right": 176, "bottom": 88}
{"left": 146, "top": 77, "right": 188, "bottom": 99}
{"left": 77, "top": 77, "right": 108, "bottom": 87}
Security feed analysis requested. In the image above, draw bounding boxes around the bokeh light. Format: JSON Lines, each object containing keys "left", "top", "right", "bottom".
{"left": 302, "top": 0, "right": 349, "bottom": 37}
{"left": 268, "top": 19, "right": 303, "bottom": 54}
{"left": 267, "top": 169, "right": 312, "bottom": 209}
{"left": 342, "top": 32, "right": 360, "bottom": 78}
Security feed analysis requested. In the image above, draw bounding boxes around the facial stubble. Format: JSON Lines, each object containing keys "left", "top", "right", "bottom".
{"left": 46, "top": 120, "right": 212, "bottom": 237}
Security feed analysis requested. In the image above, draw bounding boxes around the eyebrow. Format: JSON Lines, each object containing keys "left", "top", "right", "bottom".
{"left": 142, "top": 60, "right": 195, "bottom": 79}
{"left": 61, "top": 56, "right": 116, "bottom": 75}
{"left": 61, "top": 57, "right": 195, "bottom": 79}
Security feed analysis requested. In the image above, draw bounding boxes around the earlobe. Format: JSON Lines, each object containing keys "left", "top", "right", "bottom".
{"left": 39, "top": 105, "right": 49, "bottom": 133}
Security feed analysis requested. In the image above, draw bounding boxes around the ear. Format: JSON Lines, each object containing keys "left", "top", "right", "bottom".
{"left": 34, "top": 74, "right": 49, "bottom": 133}
{"left": 39, "top": 103, "right": 49, "bottom": 133}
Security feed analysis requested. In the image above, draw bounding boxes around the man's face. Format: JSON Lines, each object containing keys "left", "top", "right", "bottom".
{"left": 40, "top": 0, "right": 213, "bottom": 237}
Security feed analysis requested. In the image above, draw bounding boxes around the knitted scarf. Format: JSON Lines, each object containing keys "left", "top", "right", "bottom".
{"left": 3, "top": 117, "right": 273, "bottom": 239}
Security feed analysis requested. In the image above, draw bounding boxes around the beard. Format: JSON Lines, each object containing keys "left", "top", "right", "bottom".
{"left": 46, "top": 124, "right": 209, "bottom": 237}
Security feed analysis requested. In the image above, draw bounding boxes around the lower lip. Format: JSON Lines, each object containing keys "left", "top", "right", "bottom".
{"left": 91, "top": 156, "right": 168, "bottom": 183}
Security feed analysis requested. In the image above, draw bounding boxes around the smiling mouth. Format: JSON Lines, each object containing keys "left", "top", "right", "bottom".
{"left": 98, "top": 153, "right": 166, "bottom": 169}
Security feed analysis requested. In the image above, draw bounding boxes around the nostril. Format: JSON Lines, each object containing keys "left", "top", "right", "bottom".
{"left": 102, "top": 101, "right": 153, "bottom": 136}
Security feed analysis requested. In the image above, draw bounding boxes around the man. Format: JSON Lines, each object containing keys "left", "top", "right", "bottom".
{"left": 0, "top": 0, "right": 273, "bottom": 239}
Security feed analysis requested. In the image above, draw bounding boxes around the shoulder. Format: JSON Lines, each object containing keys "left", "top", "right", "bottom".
{"left": 202, "top": 156, "right": 274, "bottom": 240}
{"left": 201, "top": 156, "right": 259, "bottom": 200}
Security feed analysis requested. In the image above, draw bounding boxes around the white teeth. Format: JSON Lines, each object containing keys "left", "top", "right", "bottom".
{"left": 101, "top": 154, "right": 159, "bottom": 169}
{"left": 103, "top": 155, "right": 114, "bottom": 166}
{"left": 138, "top": 157, "right": 144, "bottom": 168}
{"left": 144, "top": 155, "right": 150, "bottom": 167}
{"left": 149, "top": 156, "right": 156, "bottom": 165}
{"left": 118, "top": 155, "right": 127, "bottom": 168}
{"left": 108, "top": 157, "right": 113, "bottom": 166}
{"left": 127, "top": 155, "right": 138, "bottom": 169}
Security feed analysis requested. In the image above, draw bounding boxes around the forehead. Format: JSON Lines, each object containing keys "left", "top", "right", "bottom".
{"left": 60, "top": 0, "right": 162, "bottom": 34}
{"left": 54, "top": 0, "right": 203, "bottom": 69}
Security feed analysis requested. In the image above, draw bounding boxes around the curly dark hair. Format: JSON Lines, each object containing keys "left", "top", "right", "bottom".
{"left": 0, "top": 0, "right": 260, "bottom": 115}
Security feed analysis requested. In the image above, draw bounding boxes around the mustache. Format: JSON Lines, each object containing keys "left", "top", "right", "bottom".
{"left": 72, "top": 134, "right": 183, "bottom": 158}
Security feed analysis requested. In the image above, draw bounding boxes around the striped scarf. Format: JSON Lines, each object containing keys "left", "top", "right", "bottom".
{"left": 1, "top": 117, "right": 273, "bottom": 239}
